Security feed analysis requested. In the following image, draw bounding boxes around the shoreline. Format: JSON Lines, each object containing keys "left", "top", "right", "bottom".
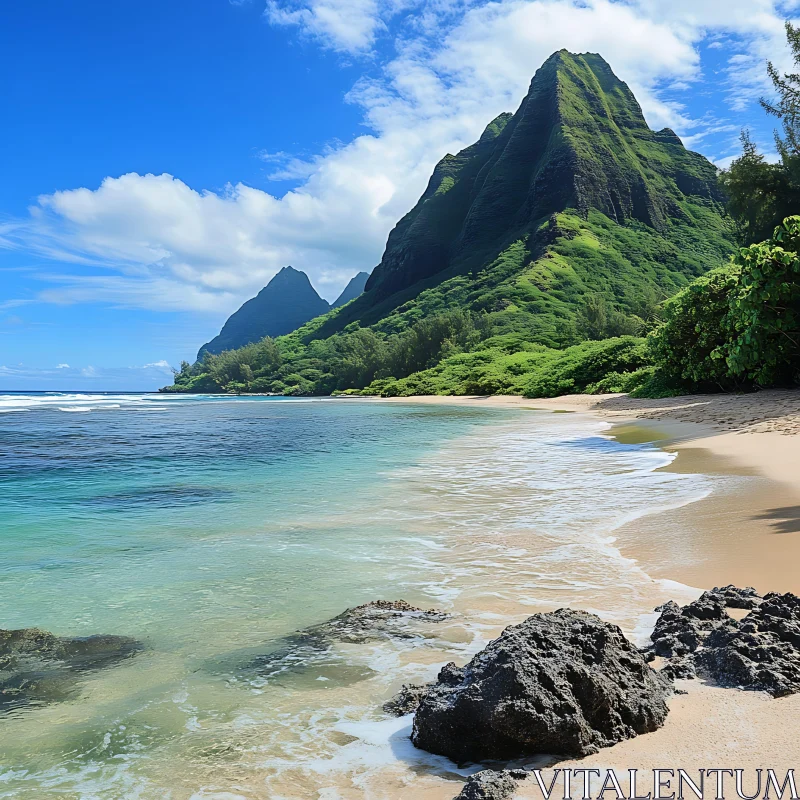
{"left": 378, "top": 390, "right": 800, "bottom": 490}
{"left": 380, "top": 391, "right": 800, "bottom": 594}
{"left": 376, "top": 391, "right": 800, "bottom": 796}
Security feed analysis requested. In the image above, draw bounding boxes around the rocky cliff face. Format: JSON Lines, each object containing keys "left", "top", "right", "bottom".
{"left": 198, "top": 266, "right": 331, "bottom": 359}
{"left": 355, "top": 50, "right": 725, "bottom": 311}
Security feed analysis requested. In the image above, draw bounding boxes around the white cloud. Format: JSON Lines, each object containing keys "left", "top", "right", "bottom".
{"left": 57, "top": 363, "right": 70, "bottom": 368}
{"left": 265, "top": 0, "right": 386, "bottom": 52}
{"left": 5, "top": 0, "right": 799, "bottom": 316}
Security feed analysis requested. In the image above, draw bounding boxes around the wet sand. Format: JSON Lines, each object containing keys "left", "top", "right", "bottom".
{"left": 383, "top": 391, "right": 800, "bottom": 798}
{"left": 385, "top": 391, "right": 800, "bottom": 593}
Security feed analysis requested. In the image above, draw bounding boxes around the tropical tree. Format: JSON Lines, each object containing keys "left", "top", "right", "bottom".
{"left": 721, "top": 22, "right": 800, "bottom": 244}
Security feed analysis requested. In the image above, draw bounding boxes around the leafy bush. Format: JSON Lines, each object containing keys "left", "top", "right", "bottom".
{"left": 585, "top": 368, "right": 653, "bottom": 394}
{"left": 647, "top": 216, "right": 800, "bottom": 390}
{"left": 726, "top": 216, "right": 800, "bottom": 384}
{"left": 522, "top": 337, "right": 649, "bottom": 398}
{"left": 647, "top": 265, "right": 740, "bottom": 389}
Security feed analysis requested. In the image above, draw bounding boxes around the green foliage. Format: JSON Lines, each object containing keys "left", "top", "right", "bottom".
{"left": 647, "top": 265, "right": 740, "bottom": 388}
{"left": 720, "top": 132, "right": 798, "bottom": 245}
{"left": 576, "top": 293, "right": 644, "bottom": 340}
{"left": 364, "top": 344, "right": 556, "bottom": 397}
{"left": 164, "top": 310, "right": 491, "bottom": 395}
{"left": 720, "top": 24, "right": 800, "bottom": 244}
{"left": 647, "top": 216, "right": 800, "bottom": 390}
{"left": 726, "top": 216, "right": 800, "bottom": 384}
{"left": 521, "top": 338, "right": 650, "bottom": 398}
{"left": 763, "top": 22, "right": 800, "bottom": 159}
{"left": 350, "top": 337, "right": 651, "bottom": 399}
{"left": 585, "top": 368, "right": 653, "bottom": 395}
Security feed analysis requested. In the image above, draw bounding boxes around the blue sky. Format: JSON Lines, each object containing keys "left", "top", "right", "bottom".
{"left": 0, "top": 0, "right": 797, "bottom": 390}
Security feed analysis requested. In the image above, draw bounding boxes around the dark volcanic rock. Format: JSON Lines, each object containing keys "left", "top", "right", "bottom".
{"left": 660, "top": 656, "right": 696, "bottom": 681}
{"left": 650, "top": 586, "right": 762, "bottom": 659}
{"left": 651, "top": 598, "right": 724, "bottom": 657}
{"left": 453, "top": 769, "right": 529, "bottom": 800}
{"left": 310, "top": 600, "right": 447, "bottom": 645}
{"left": 382, "top": 682, "right": 429, "bottom": 716}
{"left": 0, "top": 628, "right": 142, "bottom": 711}
{"left": 248, "top": 600, "right": 447, "bottom": 681}
{"left": 412, "top": 609, "right": 669, "bottom": 763}
{"left": 696, "top": 592, "right": 800, "bottom": 696}
{"left": 648, "top": 587, "right": 800, "bottom": 697}
{"left": 706, "top": 585, "right": 762, "bottom": 610}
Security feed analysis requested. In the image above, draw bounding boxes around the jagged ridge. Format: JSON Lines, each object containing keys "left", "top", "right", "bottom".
{"left": 320, "top": 50, "right": 728, "bottom": 335}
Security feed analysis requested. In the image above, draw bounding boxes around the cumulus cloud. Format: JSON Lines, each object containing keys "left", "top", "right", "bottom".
{"left": 5, "top": 0, "right": 799, "bottom": 315}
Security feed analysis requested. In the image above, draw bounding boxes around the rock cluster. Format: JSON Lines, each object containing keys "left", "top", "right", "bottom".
{"left": 402, "top": 588, "right": 800, "bottom": 771}
{"left": 412, "top": 609, "right": 669, "bottom": 763}
{"left": 452, "top": 769, "right": 529, "bottom": 800}
{"left": 651, "top": 585, "right": 761, "bottom": 658}
{"left": 308, "top": 600, "right": 448, "bottom": 645}
{"left": 0, "top": 627, "right": 142, "bottom": 711}
{"left": 651, "top": 587, "right": 800, "bottom": 697}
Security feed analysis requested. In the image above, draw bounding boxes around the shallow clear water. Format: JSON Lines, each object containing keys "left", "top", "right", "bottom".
{"left": 0, "top": 394, "right": 717, "bottom": 799}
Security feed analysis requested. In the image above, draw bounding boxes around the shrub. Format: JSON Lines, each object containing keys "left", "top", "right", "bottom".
{"left": 647, "top": 215, "right": 800, "bottom": 390}
{"left": 646, "top": 265, "right": 740, "bottom": 389}
{"left": 522, "top": 337, "right": 649, "bottom": 398}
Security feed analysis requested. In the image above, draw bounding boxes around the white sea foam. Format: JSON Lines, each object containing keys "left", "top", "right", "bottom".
{"left": 0, "top": 392, "right": 333, "bottom": 415}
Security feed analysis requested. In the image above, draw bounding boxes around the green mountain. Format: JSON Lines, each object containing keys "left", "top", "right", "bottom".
{"left": 317, "top": 49, "right": 731, "bottom": 341}
{"left": 197, "top": 266, "right": 330, "bottom": 360}
{"left": 167, "top": 50, "right": 734, "bottom": 396}
{"left": 332, "top": 271, "right": 370, "bottom": 308}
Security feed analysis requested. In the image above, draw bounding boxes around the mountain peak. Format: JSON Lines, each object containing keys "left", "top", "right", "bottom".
{"left": 198, "top": 267, "right": 330, "bottom": 360}
{"left": 356, "top": 51, "right": 723, "bottom": 306}
{"left": 332, "top": 271, "right": 370, "bottom": 308}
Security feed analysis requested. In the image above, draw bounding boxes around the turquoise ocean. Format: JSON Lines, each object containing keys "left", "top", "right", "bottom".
{"left": 0, "top": 394, "right": 722, "bottom": 799}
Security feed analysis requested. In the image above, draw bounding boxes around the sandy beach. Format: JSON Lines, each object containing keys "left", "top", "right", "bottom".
{"left": 382, "top": 390, "right": 800, "bottom": 798}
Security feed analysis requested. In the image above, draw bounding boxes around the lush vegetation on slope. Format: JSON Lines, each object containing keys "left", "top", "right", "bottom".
{"left": 166, "top": 201, "right": 732, "bottom": 396}
{"left": 344, "top": 336, "right": 651, "bottom": 398}
{"left": 164, "top": 50, "right": 748, "bottom": 399}
{"left": 352, "top": 50, "right": 730, "bottom": 318}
